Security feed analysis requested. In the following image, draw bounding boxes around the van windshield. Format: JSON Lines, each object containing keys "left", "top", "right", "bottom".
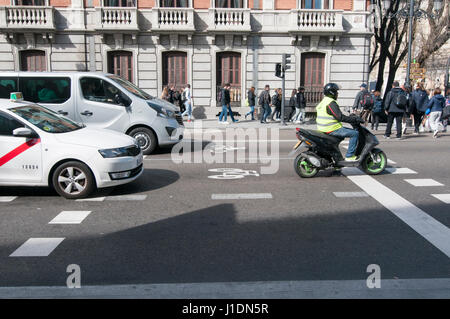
{"left": 10, "top": 104, "right": 82, "bottom": 134}
{"left": 108, "top": 76, "right": 154, "bottom": 100}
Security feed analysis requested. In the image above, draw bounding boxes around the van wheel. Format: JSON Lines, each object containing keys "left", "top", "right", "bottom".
{"left": 52, "top": 161, "right": 95, "bottom": 199}
{"left": 130, "top": 127, "right": 157, "bottom": 155}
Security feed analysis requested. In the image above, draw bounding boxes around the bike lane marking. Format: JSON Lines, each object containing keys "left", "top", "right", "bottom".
{"left": 212, "top": 193, "right": 273, "bottom": 200}
{"left": 9, "top": 238, "right": 65, "bottom": 257}
{"left": 431, "top": 194, "right": 450, "bottom": 204}
{"left": 49, "top": 211, "right": 92, "bottom": 225}
{"left": 343, "top": 168, "right": 450, "bottom": 258}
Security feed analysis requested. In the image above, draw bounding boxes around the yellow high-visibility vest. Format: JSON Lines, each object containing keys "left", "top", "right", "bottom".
{"left": 316, "top": 96, "right": 343, "bottom": 133}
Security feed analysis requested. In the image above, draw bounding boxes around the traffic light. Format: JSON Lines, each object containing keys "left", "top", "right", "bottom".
{"left": 275, "top": 63, "right": 283, "bottom": 78}
{"left": 282, "top": 54, "right": 292, "bottom": 71}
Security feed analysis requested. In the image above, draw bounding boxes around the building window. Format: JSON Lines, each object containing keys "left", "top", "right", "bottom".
{"left": 160, "top": 0, "right": 189, "bottom": 7}
{"left": 108, "top": 51, "right": 133, "bottom": 83}
{"left": 217, "top": 52, "right": 241, "bottom": 107}
{"left": 163, "top": 51, "right": 187, "bottom": 91}
{"left": 301, "top": 0, "right": 329, "bottom": 9}
{"left": 301, "top": 52, "right": 325, "bottom": 104}
{"left": 20, "top": 50, "right": 46, "bottom": 72}
{"left": 15, "top": 0, "right": 45, "bottom": 5}
{"left": 215, "top": 0, "right": 244, "bottom": 8}
{"left": 103, "top": 0, "right": 136, "bottom": 7}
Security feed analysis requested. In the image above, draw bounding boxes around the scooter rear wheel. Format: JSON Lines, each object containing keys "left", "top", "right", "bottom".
{"left": 294, "top": 153, "right": 319, "bottom": 178}
{"left": 362, "top": 148, "right": 387, "bottom": 175}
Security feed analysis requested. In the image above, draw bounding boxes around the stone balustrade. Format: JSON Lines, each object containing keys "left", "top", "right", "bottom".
{"left": 291, "top": 9, "right": 344, "bottom": 33}
{"left": 153, "top": 7, "right": 195, "bottom": 32}
{"left": 96, "top": 7, "right": 139, "bottom": 31}
{"left": 208, "top": 8, "right": 251, "bottom": 32}
{"left": 0, "top": 6, "right": 54, "bottom": 30}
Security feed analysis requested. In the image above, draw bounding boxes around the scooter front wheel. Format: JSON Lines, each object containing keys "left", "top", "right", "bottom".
{"left": 294, "top": 153, "right": 319, "bottom": 178}
{"left": 362, "top": 148, "right": 387, "bottom": 175}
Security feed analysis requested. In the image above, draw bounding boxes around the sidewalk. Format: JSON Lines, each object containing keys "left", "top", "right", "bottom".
{"left": 184, "top": 119, "right": 318, "bottom": 130}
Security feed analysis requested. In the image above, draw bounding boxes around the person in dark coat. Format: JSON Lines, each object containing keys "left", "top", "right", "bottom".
{"left": 245, "top": 87, "right": 256, "bottom": 120}
{"left": 410, "top": 82, "right": 429, "bottom": 134}
{"left": 383, "top": 81, "right": 408, "bottom": 139}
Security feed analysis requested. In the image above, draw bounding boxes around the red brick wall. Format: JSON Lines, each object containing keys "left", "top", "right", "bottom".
{"left": 194, "top": 0, "right": 209, "bottom": 9}
{"left": 334, "top": 0, "right": 353, "bottom": 11}
{"left": 275, "top": 0, "right": 296, "bottom": 10}
{"left": 49, "top": 0, "right": 71, "bottom": 6}
{"left": 138, "top": 0, "right": 154, "bottom": 8}
{"left": 0, "top": 0, "right": 9, "bottom": 5}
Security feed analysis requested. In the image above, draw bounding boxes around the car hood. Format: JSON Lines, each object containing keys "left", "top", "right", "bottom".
{"left": 53, "top": 128, "right": 136, "bottom": 149}
{"left": 149, "top": 98, "right": 178, "bottom": 112}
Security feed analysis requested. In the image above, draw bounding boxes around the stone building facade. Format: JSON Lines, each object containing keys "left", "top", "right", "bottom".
{"left": 0, "top": 0, "right": 372, "bottom": 118}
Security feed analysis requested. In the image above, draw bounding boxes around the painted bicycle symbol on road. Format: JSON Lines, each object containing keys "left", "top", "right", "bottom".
{"left": 208, "top": 168, "right": 260, "bottom": 180}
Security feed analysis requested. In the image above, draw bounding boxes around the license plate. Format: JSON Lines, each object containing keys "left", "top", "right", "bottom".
{"left": 293, "top": 141, "right": 302, "bottom": 150}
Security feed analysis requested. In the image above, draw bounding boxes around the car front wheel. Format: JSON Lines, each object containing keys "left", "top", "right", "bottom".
{"left": 129, "top": 127, "right": 157, "bottom": 155}
{"left": 52, "top": 161, "right": 95, "bottom": 199}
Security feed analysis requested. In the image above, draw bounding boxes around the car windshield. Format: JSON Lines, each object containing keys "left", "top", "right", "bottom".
{"left": 108, "top": 75, "right": 154, "bottom": 100}
{"left": 9, "top": 104, "right": 82, "bottom": 134}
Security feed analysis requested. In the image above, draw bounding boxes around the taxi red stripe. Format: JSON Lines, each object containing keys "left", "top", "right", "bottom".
{"left": 0, "top": 139, "right": 41, "bottom": 167}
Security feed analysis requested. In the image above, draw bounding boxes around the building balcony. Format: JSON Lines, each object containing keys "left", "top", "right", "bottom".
{"left": 95, "top": 7, "right": 139, "bottom": 32}
{"left": 152, "top": 7, "right": 195, "bottom": 33}
{"left": 289, "top": 9, "right": 344, "bottom": 35}
{"left": 208, "top": 8, "right": 251, "bottom": 33}
{"left": 0, "top": 6, "right": 55, "bottom": 31}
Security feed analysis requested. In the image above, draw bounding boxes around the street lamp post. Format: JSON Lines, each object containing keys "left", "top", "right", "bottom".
{"left": 383, "top": 0, "right": 444, "bottom": 86}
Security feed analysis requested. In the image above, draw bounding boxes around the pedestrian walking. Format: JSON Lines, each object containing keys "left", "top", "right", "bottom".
{"left": 161, "top": 86, "right": 170, "bottom": 101}
{"left": 218, "top": 83, "right": 237, "bottom": 124}
{"left": 181, "top": 84, "right": 193, "bottom": 122}
{"left": 245, "top": 87, "right": 256, "bottom": 121}
{"left": 353, "top": 83, "right": 373, "bottom": 125}
{"left": 270, "top": 88, "right": 282, "bottom": 121}
{"left": 294, "top": 86, "right": 307, "bottom": 123}
{"left": 401, "top": 84, "right": 413, "bottom": 135}
{"left": 410, "top": 82, "right": 429, "bottom": 134}
{"left": 258, "top": 85, "right": 272, "bottom": 124}
{"left": 384, "top": 81, "right": 408, "bottom": 139}
{"left": 371, "top": 91, "right": 383, "bottom": 131}
{"left": 426, "top": 88, "right": 446, "bottom": 138}
{"left": 288, "top": 89, "right": 298, "bottom": 122}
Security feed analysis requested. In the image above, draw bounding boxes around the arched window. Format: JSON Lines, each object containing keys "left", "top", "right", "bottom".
{"left": 20, "top": 50, "right": 46, "bottom": 72}
{"left": 108, "top": 51, "right": 133, "bottom": 82}
{"left": 162, "top": 51, "right": 187, "bottom": 91}
{"left": 217, "top": 52, "right": 241, "bottom": 106}
{"left": 301, "top": 52, "right": 325, "bottom": 104}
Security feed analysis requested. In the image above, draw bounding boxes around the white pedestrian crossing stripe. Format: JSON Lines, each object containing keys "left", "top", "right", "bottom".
{"left": 106, "top": 195, "right": 147, "bottom": 201}
{"left": 76, "top": 197, "right": 106, "bottom": 202}
{"left": 10, "top": 238, "right": 65, "bottom": 257}
{"left": 212, "top": 193, "right": 273, "bottom": 200}
{"left": 431, "top": 194, "right": 450, "bottom": 204}
{"left": 404, "top": 179, "right": 444, "bottom": 187}
{"left": 385, "top": 168, "right": 417, "bottom": 175}
{"left": 49, "top": 211, "right": 92, "bottom": 224}
{"left": 0, "top": 196, "right": 17, "bottom": 202}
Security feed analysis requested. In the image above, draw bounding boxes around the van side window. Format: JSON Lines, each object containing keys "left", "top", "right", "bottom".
{"left": 19, "top": 77, "right": 71, "bottom": 104}
{"left": 80, "top": 77, "right": 123, "bottom": 105}
{"left": 0, "top": 78, "right": 18, "bottom": 99}
{"left": 0, "top": 112, "right": 24, "bottom": 136}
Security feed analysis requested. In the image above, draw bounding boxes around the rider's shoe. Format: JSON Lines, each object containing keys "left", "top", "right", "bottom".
{"left": 345, "top": 155, "right": 359, "bottom": 162}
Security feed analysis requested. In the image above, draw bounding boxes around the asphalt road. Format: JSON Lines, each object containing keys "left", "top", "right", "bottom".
{"left": 0, "top": 125, "right": 449, "bottom": 298}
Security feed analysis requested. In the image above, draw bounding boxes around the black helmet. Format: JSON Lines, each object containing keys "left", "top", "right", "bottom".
{"left": 323, "top": 83, "right": 339, "bottom": 99}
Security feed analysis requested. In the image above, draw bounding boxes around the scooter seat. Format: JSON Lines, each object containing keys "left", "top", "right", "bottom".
{"left": 299, "top": 129, "right": 344, "bottom": 145}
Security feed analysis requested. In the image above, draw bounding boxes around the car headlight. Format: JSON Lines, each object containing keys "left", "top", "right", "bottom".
{"left": 147, "top": 102, "right": 175, "bottom": 118}
{"left": 99, "top": 147, "right": 129, "bottom": 158}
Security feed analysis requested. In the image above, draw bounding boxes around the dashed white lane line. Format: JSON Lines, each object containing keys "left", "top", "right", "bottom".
{"left": 404, "top": 179, "right": 445, "bottom": 187}
{"left": 106, "top": 195, "right": 147, "bottom": 201}
{"left": 431, "top": 194, "right": 450, "bottom": 204}
{"left": 10, "top": 238, "right": 65, "bottom": 257}
{"left": 49, "top": 211, "right": 92, "bottom": 225}
{"left": 344, "top": 168, "right": 450, "bottom": 258}
{"left": 385, "top": 168, "right": 417, "bottom": 175}
{"left": 0, "top": 196, "right": 17, "bottom": 202}
{"left": 212, "top": 193, "right": 273, "bottom": 200}
{"left": 333, "top": 192, "right": 369, "bottom": 198}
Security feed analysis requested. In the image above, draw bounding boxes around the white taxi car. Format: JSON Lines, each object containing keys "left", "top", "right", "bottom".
{"left": 0, "top": 94, "right": 143, "bottom": 199}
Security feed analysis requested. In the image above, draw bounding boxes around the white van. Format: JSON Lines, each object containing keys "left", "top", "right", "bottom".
{"left": 0, "top": 72, "right": 184, "bottom": 155}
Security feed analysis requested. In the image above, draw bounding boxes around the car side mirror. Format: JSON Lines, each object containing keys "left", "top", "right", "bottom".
{"left": 115, "top": 93, "right": 132, "bottom": 107}
{"left": 13, "top": 127, "right": 36, "bottom": 138}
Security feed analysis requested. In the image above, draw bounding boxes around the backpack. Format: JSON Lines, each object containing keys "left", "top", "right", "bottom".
{"left": 361, "top": 92, "right": 374, "bottom": 110}
{"left": 373, "top": 98, "right": 383, "bottom": 114}
{"left": 394, "top": 92, "right": 408, "bottom": 109}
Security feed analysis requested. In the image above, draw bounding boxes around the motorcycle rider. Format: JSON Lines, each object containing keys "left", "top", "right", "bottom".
{"left": 316, "top": 83, "right": 364, "bottom": 162}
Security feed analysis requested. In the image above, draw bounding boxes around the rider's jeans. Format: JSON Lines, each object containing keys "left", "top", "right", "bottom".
{"left": 329, "top": 127, "right": 359, "bottom": 158}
